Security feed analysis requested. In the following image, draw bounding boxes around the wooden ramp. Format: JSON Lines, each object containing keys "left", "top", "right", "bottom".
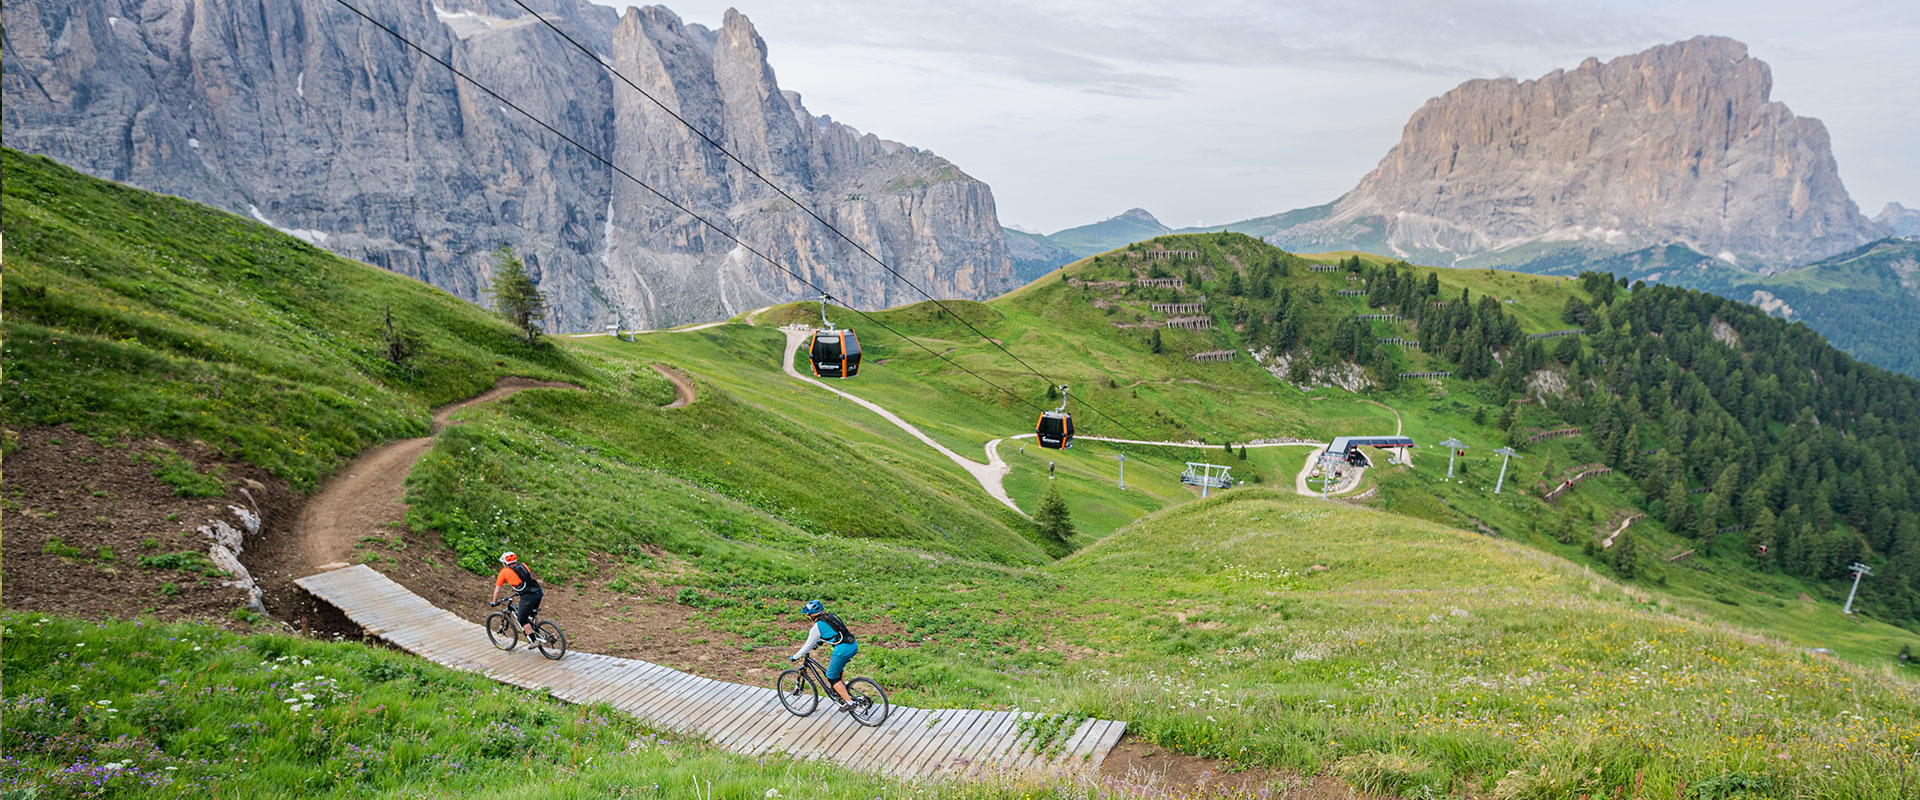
{"left": 296, "top": 565, "right": 1126, "bottom": 780}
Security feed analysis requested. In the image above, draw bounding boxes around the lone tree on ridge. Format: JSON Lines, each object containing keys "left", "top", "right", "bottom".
{"left": 487, "top": 245, "right": 547, "bottom": 344}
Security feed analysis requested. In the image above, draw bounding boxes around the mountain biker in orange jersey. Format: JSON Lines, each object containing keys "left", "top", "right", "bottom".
{"left": 791, "top": 599, "right": 859, "bottom": 712}
{"left": 489, "top": 552, "right": 546, "bottom": 641}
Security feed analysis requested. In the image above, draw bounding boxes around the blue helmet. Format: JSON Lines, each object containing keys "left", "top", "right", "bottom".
{"left": 802, "top": 599, "right": 825, "bottom": 616}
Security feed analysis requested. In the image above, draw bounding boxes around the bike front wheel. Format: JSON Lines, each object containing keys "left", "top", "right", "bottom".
{"left": 533, "top": 620, "right": 567, "bottom": 660}
{"left": 775, "top": 668, "right": 818, "bottom": 716}
{"left": 844, "top": 677, "right": 889, "bottom": 727}
{"left": 485, "top": 612, "right": 519, "bottom": 651}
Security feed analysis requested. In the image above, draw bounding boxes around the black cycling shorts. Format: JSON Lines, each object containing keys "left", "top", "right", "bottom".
{"left": 515, "top": 590, "right": 543, "bottom": 625}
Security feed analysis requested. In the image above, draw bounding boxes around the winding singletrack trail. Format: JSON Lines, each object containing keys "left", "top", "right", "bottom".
{"left": 652, "top": 364, "right": 696, "bottom": 409}
{"left": 292, "top": 377, "right": 576, "bottom": 573}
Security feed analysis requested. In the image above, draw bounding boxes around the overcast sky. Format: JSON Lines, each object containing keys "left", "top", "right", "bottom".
{"left": 607, "top": 1, "right": 1918, "bottom": 233}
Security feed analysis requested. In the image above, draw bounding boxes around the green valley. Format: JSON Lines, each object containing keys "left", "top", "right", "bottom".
{"left": 6, "top": 149, "right": 1920, "bottom": 798}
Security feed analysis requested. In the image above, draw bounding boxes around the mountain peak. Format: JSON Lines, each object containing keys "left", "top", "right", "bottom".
{"left": 1876, "top": 202, "right": 1920, "bottom": 237}
{"left": 1281, "top": 35, "right": 1875, "bottom": 267}
{"left": 1114, "top": 208, "right": 1162, "bottom": 226}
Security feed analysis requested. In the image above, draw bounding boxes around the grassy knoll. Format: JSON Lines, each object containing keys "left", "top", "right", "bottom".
{"left": 0, "top": 149, "right": 587, "bottom": 489}
{"left": 1031, "top": 491, "right": 1920, "bottom": 798}
{"left": 0, "top": 615, "right": 1077, "bottom": 800}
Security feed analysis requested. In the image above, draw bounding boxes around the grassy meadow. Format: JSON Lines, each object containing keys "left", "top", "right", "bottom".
{"left": 6, "top": 150, "right": 1920, "bottom": 797}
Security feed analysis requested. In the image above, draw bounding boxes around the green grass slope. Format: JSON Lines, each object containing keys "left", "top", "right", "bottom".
{"left": 9, "top": 150, "right": 1920, "bottom": 798}
{"left": 0, "top": 615, "right": 1066, "bottom": 799}
{"left": 1, "top": 149, "right": 588, "bottom": 489}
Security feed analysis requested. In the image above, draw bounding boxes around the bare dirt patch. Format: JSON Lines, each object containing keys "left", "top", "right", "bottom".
{"left": 1099, "top": 735, "right": 1371, "bottom": 798}
{"left": 1, "top": 426, "right": 291, "bottom": 630}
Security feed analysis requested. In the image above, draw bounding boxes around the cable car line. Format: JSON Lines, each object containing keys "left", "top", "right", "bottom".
{"left": 326, "top": 0, "right": 1050, "bottom": 422}
{"left": 502, "top": 0, "right": 1177, "bottom": 449}
{"left": 333, "top": 0, "right": 1203, "bottom": 491}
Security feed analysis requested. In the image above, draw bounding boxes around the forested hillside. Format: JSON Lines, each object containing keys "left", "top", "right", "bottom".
{"left": 1070, "top": 235, "right": 1920, "bottom": 625}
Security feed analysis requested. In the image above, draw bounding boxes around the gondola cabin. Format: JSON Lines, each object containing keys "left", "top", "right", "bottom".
{"left": 1035, "top": 410, "right": 1075, "bottom": 450}
{"left": 808, "top": 328, "right": 861, "bottom": 379}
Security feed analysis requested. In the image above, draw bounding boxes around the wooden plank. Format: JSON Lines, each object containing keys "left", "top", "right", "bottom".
{"left": 595, "top": 661, "right": 678, "bottom": 707}
{"left": 712, "top": 695, "right": 792, "bottom": 751}
{"left": 602, "top": 662, "right": 686, "bottom": 710}
{"left": 573, "top": 661, "right": 658, "bottom": 706}
{"left": 686, "top": 684, "right": 767, "bottom": 739}
{"left": 1086, "top": 720, "right": 1127, "bottom": 769}
{"left": 1061, "top": 719, "right": 1111, "bottom": 763}
{"left": 817, "top": 706, "right": 898, "bottom": 766}
{"left": 635, "top": 671, "right": 718, "bottom": 725}
{"left": 655, "top": 678, "right": 735, "bottom": 733}
{"left": 904, "top": 708, "right": 997, "bottom": 778}
{"left": 807, "top": 704, "right": 891, "bottom": 764}
{"left": 628, "top": 670, "right": 716, "bottom": 725}
{"left": 852, "top": 708, "right": 933, "bottom": 774}
{"left": 939, "top": 710, "right": 1019, "bottom": 777}
{"left": 839, "top": 706, "right": 932, "bottom": 773}
{"left": 969, "top": 711, "right": 1037, "bottom": 777}
{"left": 1049, "top": 718, "right": 1105, "bottom": 772}
{"left": 886, "top": 708, "right": 979, "bottom": 778}
{"left": 894, "top": 708, "right": 983, "bottom": 778}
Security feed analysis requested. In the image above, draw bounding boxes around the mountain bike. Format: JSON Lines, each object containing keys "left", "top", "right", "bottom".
{"left": 776, "top": 648, "right": 889, "bottom": 726}
{"left": 487, "top": 596, "right": 567, "bottom": 659}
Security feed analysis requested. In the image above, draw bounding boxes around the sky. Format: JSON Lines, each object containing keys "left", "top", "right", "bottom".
{"left": 598, "top": 1, "right": 1919, "bottom": 234}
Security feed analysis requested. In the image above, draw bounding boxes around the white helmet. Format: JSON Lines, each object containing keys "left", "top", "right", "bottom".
{"left": 500, "top": 551, "right": 517, "bottom": 565}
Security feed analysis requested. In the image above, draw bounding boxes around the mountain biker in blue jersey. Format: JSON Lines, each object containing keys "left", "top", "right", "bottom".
{"left": 791, "top": 599, "right": 859, "bottom": 712}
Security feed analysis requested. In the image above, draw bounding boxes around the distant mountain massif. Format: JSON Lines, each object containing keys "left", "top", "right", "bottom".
{"left": 1023, "top": 36, "right": 1914, "bottom": 376}
{"left": 1241, "top": 36, "right": 1885, "bottom": 268}
{"left": 0, "top": 0, "right": 1017, "bottom": 330}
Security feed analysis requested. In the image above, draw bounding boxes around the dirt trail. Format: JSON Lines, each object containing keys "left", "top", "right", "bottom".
{"left": 294, "top": 378, "right": 576, "bottom": 572}
{"left": 651, "top": 364, "right": 695, "bottom": 409}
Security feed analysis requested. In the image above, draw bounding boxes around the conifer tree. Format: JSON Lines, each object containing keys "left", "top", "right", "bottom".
{"left": 1035, "top": 484, "right": 1075, "bottom": 544}
{"left": 485, "top": 245, "right": 547, "bottom": 344}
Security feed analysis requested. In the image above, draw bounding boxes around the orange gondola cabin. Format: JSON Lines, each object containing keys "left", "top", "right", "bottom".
{"left": 1035, "top": 409, "right": 1074, "bottom": 450}
{"left": 808, "top": 328, "right": 861, "bottom": 379}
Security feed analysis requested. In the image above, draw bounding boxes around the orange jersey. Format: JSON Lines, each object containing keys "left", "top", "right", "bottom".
{"left": 496, "top": 566, "right": 525, "bottom": 588}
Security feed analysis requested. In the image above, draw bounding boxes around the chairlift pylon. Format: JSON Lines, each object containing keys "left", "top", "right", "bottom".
{"left": 807, "top": 294, "right": 861, "bottom": 379}
{"left": 1035, "top": 385, "right": 1075, "bottom": 450}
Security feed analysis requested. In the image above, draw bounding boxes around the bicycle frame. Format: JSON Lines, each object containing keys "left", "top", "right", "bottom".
{"left": 800, "top": 649, "right": 860, "bottom": 698}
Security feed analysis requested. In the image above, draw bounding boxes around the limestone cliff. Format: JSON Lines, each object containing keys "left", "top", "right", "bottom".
{"left": 0, "top": 0, "right": 1016, "bottom": 329}
{"left": 1267, "top": 36, "right": 1882, "bottom": 268}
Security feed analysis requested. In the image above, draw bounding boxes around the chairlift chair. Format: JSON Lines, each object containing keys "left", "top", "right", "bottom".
{"left": 1035, "top": 385, "right": 1075, "bottom": 450}
{"left": 808, "top": 295, "right": 861, "bottom": 379}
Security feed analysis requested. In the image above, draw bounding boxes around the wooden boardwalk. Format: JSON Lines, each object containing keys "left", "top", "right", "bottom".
{"left": 297, "top": 565, "right": 1126, "bottom": 780}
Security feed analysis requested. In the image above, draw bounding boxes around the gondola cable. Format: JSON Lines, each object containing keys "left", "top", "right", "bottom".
{"left": 330, "top": 0, "right": 1198, "bottom": 487}
{"left": 503, "top": 0, "right": 1184, "bottom": 451}
{"left": 325, "top": 0, "right": 1048, "bottom": 423}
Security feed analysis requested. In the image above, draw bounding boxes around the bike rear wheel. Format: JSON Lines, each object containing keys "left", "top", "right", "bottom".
{"left": 844, "top": 677, "right": 889, "bottom": 727}
{"left": 775, "top": 668, "right": 818, "bottom": 716}
{"left": 533, "top": 620, "right": 567, "bottom": 660}
{"left": 485, "top": 612, "right": 519, "bottom": 651}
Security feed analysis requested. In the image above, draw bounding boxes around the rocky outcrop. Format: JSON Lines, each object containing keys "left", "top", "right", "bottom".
{"left": 1, "top": 1, "right": 1015, "bottom": 329}
{"left": 1268, "top": 36, "right": 1882, "bottom": 268}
